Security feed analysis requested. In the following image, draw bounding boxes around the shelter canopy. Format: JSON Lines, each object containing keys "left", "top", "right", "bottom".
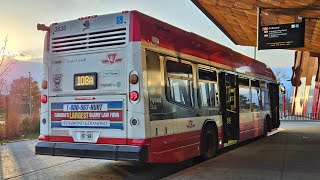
{"left": 192, "top": 0, "right": 320, "bottom": 54}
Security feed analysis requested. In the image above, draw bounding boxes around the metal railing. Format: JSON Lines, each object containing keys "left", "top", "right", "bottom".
{"left": 280, "top": 112, "right": 320, "bottom": 120}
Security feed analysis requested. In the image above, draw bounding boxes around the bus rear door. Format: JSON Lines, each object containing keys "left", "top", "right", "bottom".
{"left": 219, "top": 72, "right": 240, "bottom": 143}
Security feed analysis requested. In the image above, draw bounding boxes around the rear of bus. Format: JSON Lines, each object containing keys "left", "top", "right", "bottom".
{"left": 35, "top": 11, "right": 148, "bottom": 161}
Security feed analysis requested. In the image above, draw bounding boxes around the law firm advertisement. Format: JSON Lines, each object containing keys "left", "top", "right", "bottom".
{"left": 51, "top": 101, "right": 124, "bottom": 130}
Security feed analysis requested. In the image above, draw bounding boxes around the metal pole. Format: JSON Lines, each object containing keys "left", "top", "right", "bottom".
{"left": 28, "top": 72, "right": 31, "bottom": 117}
{"left": 256, "top": 7, "right": 261, "bottom": 51}
{"left": 283, "top": 94, "right": 286, "bottom": 117}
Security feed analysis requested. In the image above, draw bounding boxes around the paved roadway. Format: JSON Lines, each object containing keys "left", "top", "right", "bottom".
{"left": 166, "top": 121, "right": 320, "bottom": 180}
{"left": 0, "top": 141, "right": 195, "bottom": 180}
{"left": 1, "top": 121, "right": 319, "bottom": 180}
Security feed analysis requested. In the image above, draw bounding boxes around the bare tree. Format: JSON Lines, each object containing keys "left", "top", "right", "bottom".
{"left": 0, "top": 35, "right": 15, "bottom": 94}
{"left": 275, "top": 70, "right": 290, "bottom": 83}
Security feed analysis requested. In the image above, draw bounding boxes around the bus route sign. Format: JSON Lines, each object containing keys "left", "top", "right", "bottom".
{"left": 258, "top": 22, "right": 305, "bottom": 50}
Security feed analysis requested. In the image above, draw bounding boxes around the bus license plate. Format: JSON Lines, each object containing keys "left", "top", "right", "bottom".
{"left": 80, "top": 131, "right": 93, "bottom": 141}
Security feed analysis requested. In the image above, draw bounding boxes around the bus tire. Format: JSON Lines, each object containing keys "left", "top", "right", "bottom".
{"left": 201, "top": 124, "right": 218, "bottom": 160}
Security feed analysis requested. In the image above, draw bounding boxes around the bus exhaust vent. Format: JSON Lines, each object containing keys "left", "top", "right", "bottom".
{"left": 51, "top": 27, "right": 127, "bottom": 53}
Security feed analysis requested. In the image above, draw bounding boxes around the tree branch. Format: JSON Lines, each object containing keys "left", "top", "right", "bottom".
{"left": 0, "top": 35, "right": 8, "bottom": 69}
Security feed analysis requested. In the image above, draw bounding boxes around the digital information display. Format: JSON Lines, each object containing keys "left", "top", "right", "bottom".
{"left": 74, "top": 72, "right": 97, "bottom": 90}
{"left": 258, "top": 22, "right": 305, "bottom": 50}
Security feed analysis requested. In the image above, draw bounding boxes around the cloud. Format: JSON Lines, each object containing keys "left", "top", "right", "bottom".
{"left": 1, "top": 51, "right": 36, "bottom": 61}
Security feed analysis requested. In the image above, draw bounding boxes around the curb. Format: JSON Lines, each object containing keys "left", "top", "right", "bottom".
{"left": 7, "top": 138, "right": 30, "bottom": 143}
{"left": 1, "top": 138, "right": 31, "bottom": 145}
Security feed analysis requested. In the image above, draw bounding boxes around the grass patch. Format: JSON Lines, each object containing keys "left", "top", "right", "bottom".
{"left": 0, "top": 133, "right": 39, "bottom": 144}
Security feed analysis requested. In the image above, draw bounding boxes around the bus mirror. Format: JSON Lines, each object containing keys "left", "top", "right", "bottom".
{"left": 37, "top": 23, "right": 50, "bottom": 32}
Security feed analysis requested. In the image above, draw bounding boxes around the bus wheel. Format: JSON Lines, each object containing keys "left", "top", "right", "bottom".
{"left": 201, "top": 125, "right": 218, "bottom": 160}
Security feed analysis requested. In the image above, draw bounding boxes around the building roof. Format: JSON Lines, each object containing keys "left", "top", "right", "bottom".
{"left": 192, "top": 0, "right": 320, "bottom": 54}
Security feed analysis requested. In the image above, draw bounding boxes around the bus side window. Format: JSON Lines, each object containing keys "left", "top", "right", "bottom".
{"left": 251, "top": 80, "right": 261, "bottom": 112}
{"left": 239, "top": 78, "right": 250, "bottom": 112}
{"left": 260, "top": 81, "right": 269, "bottom": 111}
{"left": 166, "top": 59, "right": 193, "bottom": 107}
{"left": 197, "top": 68, "right": 218, "bottom": 108}
{"left": 168, "top": 78, "right": 192, "bottom": 107}
{"left": 214, "top": 83, "right": 219, "bottom": 106}
{"left": 251, "top": 88, "right": 261, "bottom": 111}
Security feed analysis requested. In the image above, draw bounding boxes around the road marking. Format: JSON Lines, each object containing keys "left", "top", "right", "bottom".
{"left": 268, "top": 127, "right": 285, "bottom": 136}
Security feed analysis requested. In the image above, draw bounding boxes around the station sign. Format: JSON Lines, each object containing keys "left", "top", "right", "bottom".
{"left": 258, "top": 22, "right": 305, "bottom": 50}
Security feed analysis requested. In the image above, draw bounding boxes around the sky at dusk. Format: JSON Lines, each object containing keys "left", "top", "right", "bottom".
{"left": 0, "top": 0, "right": 295, "bottom": 68}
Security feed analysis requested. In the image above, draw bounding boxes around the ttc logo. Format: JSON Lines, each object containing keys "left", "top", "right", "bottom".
{"left": 187, "top": 120, "right": 195, "bottom": 128}
{"left": 101, "top": 53, "right": 122, "bottom": 64}
{"left": 83, "top": 20, "right": 90, "bottom": 31}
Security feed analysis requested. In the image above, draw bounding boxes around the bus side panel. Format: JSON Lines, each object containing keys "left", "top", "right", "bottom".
{"left": 148, "top": 117, "right": 223, "bottom": 163}
{"left": 126, "top": 42, "right": 147, "bottom": 143}
{"left": 40, "top": 32, "right": 50, "bottom": 137}
{"left": 145, "top": 50, "right": 223, "bottom": 163}
{"left": 239, "top": 112, "right": 254, "bottom": 142}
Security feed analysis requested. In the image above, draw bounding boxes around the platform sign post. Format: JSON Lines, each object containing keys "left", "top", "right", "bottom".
{"left": 255, "top": 7, "right": 261, "bottom": 60}
{"left": 258, "top": 19, "right": 305, "bottom": 50}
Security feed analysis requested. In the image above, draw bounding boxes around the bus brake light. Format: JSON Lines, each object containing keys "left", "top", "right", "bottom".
{"left": 41, "top": 95, "right": 48, "bottom": 103}
{"left": 130, "top": 91, "right": 139, "bottom": 101}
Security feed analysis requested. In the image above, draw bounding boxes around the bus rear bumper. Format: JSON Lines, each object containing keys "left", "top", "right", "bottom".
{"left": 35, "top": 141, "right": 148, "bottom": 162}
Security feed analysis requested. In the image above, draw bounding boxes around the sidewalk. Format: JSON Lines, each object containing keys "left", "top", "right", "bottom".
{"left": 164, "top": 121, "right": 320, "bottom": 180}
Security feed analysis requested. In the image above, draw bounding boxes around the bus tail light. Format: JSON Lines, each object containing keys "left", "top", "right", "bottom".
{"left": 41, "top": 80, "right": 48, "bottom": 89}
{"left": 130, "top": 74, "right": 139, "bottom": 84}
{"left": 130, "top": 91, "right": 139, "bottom": 101}
{"left": 41, "top": 95, "right": 48, "bottom": 103}
{"left": 129, "top": 71, "right": 140, "bottom": 103}
{"left": 38, "top": 135, "right": 48, "bottom": 141}
{"left": 78, "top": 15, "right": 98, "bottom": 20}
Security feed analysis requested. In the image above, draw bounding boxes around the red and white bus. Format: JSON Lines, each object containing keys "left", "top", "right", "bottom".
{"left": 36, "top": 11, "right": 280, "bottom": 163}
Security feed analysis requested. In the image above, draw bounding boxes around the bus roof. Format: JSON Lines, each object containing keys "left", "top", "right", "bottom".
{"left": 130, "top": 11, "right": 276, "bottom": 80}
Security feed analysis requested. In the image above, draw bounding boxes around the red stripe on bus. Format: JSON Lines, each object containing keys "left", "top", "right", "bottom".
{"left": 44, "top": 121, "right": 261, "bottom": 145}
{"left": 43, "top": 127, "right": 222, "bottom": 145}
{"left": 239, "top": 119, "right": 264, "bottom": 132}
{"left": 41, "top": 122, "right": 264, "bottom": 163}
{"left": 129, "top": 11, "right": 141, "bottom": 41}
{"left": 46, "top": 136, "right": 129, "bottom": 145}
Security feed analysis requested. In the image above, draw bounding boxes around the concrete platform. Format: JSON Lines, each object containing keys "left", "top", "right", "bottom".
{"left": 165, "top": 121, "right": 320, "bottom": 180}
